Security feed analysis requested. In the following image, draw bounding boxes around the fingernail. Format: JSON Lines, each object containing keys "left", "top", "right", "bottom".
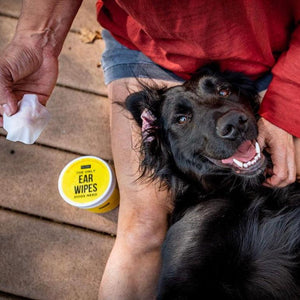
{"left": 2, "top": 104, "right": 11, "bottom": 116}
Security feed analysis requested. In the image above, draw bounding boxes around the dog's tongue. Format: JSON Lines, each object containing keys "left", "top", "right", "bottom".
{"left": 221, "top": 140, "right": 256, "bottom": 164}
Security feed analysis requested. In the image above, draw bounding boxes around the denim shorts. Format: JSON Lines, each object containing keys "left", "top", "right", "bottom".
{"left": 101, "top": 29, "right": 272, "bottom": 92}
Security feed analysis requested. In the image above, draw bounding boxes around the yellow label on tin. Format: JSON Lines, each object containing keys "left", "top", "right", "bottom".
{"left": 87, "top": 187, "right": 120, "bottom": 213}
{"left": 60, "top": 157, "right": 110, "bottom": 204}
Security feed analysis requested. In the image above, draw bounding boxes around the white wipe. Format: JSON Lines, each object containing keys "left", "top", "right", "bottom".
{"left": 3, "top": 94, "right": 50, "bottom": 144}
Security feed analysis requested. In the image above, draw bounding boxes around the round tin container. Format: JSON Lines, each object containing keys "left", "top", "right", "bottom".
{"left": 58, "top": 156, "right": 119, "bottom": 213}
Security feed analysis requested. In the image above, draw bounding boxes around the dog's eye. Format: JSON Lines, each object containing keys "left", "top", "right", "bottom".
{"left": 218, "top": 88, "right": 231, "bottom": 97}
{"left": 176, "top": 115, "right": 190, "bottom": 125}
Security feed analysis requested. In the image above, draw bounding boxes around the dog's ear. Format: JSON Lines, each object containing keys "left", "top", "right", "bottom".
{"left": 125, "top": 86, "right": 172, "bottom": 184}
{"left": 187, "top": 63, "right": 220, "bottom": 85}
{"left": 125, "top": 90, "right": 148, "bottom": 127}
{"left": 223, "top": 71, "right": 258, "bottom": 101}
{"left": 221, "top": 70, "right": 260, "bottom": 115}
{"left": 125, "top": 86, "right": 164, "bottom": 122}
{"left": 125, "top": 86, "right": 166, "bottom": 142}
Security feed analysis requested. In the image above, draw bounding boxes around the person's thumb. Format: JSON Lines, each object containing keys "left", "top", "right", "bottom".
{"left": 257, "top": 118, "right": 267, "bottom": 150}
{"left": 0, "top": 88, "right": 18, "bottom": 116}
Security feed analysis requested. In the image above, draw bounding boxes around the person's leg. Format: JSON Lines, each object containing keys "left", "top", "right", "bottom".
{"left": 99, "top": 78, "right": 179, "bottom": 300}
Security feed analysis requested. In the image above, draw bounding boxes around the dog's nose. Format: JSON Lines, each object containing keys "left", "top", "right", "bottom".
{"left": 216, "top": 111, "right": 248, "bottom": 139}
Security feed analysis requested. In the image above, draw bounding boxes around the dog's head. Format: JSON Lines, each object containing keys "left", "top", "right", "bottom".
{"left": 126, "top": 65, "right": 267, "bottom": 186}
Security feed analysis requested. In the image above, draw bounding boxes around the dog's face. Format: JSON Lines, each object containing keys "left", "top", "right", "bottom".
{"left": 126, "top": 66, "right": 267, "bottom": 182}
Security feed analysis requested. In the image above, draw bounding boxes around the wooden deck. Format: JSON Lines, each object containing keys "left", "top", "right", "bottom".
{"left": 0, "top": 1, "right": 117, "bottom": 299}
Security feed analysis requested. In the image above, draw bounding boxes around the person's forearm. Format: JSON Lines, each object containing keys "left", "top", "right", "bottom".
{"left": 13, "top": 0, "right": 83, "bottom": 56}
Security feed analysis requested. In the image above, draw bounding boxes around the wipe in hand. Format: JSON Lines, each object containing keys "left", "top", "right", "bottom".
{"left": 3, "top": 94, "right": 50, "bottom": 144}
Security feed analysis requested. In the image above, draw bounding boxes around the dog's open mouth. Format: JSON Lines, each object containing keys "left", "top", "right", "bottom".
{"left": 208, "top": 140, "right": 266, "bottom": 176}
{"left": 222, "top": 140, "right": 262, "bottom": 169}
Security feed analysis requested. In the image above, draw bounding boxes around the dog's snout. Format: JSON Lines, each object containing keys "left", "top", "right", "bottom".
{"left": 216, "top": 111, "right": 248, "bottom": 139}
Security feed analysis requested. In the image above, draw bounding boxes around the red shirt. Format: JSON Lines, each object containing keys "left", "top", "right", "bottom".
{"left": 97, "top": 0, "right": 300, "bottom": 137}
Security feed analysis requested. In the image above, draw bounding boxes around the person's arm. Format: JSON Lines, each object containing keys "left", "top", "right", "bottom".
{"left": 257, "top": 1, "right": 300, "bottom": 187}
{"left": 15, "top": 0, "right": 83, "bottom": 57}
{"left": 0, "top": 0, "right": 83, "bottom": 124}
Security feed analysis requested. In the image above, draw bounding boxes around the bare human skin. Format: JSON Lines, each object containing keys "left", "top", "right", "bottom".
{"left": 258, "top": 117, "right": 297, "bottom": 187}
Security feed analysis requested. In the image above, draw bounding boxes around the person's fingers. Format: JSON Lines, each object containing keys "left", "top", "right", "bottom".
{"left": 287, "top": 152, "right": 297, "bottom": 184}
{"left": 263, "top": 149, "right": 288, "bottom": 187}
{"left": 0, "top": 89, "right": 19, "bottom": 124}
{"left": 293, "top": 137, "right": 300, "bottom": 182}
{"left": 0, "top": 63, "right": 19, "bottom": 118}
{"left": 264, "top": 160, "right": 295, "bottom": 187}
{"left": 263, "top": 137, "right": 295, "bottom": 187}
{"left": 258, "top": 118, "right": 296, "bottom": 188}
{"left": 2, "top": 96, "right": 18, "bottom": 116}
{"left": 256, "top": 131, "right": 266, "bottom": 150}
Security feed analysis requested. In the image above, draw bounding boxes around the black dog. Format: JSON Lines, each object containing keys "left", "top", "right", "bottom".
{"left": 125, "top": 65, "right": 300, "bottom": 300}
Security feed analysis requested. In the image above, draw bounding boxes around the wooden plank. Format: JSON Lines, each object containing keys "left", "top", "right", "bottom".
{"left": 0, "top": 15, "right": 16, "bottom": 47}
{"left": 39, "top": 86, "right": 112, "bottom": 160}
{"left": 0, "top": 209, "right": 114, "bottom": 300}
{"left": 0, "top": 0, "right": 21, "bottom": 18}
{"left": 0, "top": 137, "right": 118, "bottom": 236}
{"left": 58, "top": 29, "right": 107, "bottom": 96}
{"left": 73, "top": 0, "right": 103, "bottom": 33}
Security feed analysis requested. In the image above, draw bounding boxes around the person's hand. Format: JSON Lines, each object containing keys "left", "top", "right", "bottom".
{"left": 257, "top": 117, "right": 296, "bottom": 187}
{"left": 294, "top": 137, "right": 300, "bottom": 182}
{"left": 0, "top": 32, "right": 58, "bottom": 126}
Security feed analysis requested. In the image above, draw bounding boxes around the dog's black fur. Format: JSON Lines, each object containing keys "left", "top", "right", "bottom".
{"left": 125, "top": 65, "right": 300, "bottom": 300}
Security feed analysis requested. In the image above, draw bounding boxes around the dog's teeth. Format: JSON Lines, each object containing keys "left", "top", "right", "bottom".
{"left": 255, "top": 142, "right": 260, "bottom": 154}
{"left": 233, "top": 159, "right": 243, "bottom": 168}
{"left": 233, "top": 152, "right": 261, "bottom": 169}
